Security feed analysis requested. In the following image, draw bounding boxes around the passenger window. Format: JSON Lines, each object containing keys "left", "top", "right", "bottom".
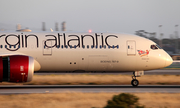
{"left": 87, "top": 45, "right": 89, "bottom": 49}
{"left": 91, "top": 45, "right": 94, "bottom": 48}
{"left": 61, "top": 45, "right": 63, "bottom": 48}
{"left": 151, "top": 45, "right": 158, "bottom": 50}
{"left": 82, "top": 45, "right": 85, "bottom": 49}
{"left": 104, "top": 45, "right": 106, "bottom": 49}
{"left": 96, "top": 45, "right": 98, "bottom": 49}
{"left": 117, "top": 45, "right": 119, "bottom": 49}
{"left": 57, "top": 45, "right": 60, "bottom": 48}
{"left": 74, "top": 45, "right": 76, "bottom": 48}
{"left": 65, "top": 45, "right": 68, "bottom": 48}
{"left": 100, "top": 45, "right": 102, "bottom": 49}
{"left": 108, "top": 46, "right": 110, "bottom": 49}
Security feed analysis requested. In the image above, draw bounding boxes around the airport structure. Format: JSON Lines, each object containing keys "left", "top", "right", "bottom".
{"left": 62, "top": 21, "right": 66, "bottom": 31}
{"left": 42, "top": 22, "right": 46, "bottom": 31}
{"left": 55, "top": 22, "right": 59, "bottom": 31}
{"left": 16, "top": 24, "right": 32, "bottom": 32}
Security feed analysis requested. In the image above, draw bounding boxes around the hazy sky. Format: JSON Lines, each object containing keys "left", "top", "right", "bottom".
{"left": 0, "top": 0, "right": 180, "bottom": 38}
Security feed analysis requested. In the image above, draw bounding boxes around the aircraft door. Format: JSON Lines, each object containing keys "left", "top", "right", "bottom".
{"left": 43, "top": 40, "right": 52, "bottom": 55}
{"left": 127, "top": 40, "right": 136, "bottom": 56}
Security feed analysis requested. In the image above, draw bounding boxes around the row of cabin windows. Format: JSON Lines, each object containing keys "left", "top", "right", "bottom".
{"left": 0, "top": 45, "right": 20, "bottom": 48}
{"left": 50, "top": 45, "right": 119, "bottom": 49}
{"left": 0, "top": 45, "right": 119, "bottom": 49}
{"left": 1, "top": 44, "right": 162, "bottom": 50}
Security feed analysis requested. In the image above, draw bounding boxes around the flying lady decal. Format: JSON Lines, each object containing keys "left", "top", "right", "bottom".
{"left": 137, "top": 50, "right": 149, "bottom": 57}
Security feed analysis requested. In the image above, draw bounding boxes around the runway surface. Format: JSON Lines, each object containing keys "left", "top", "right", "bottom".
{"left": 1, "top": 69, "right": 180, "bottom": 94}
{"left": 34, "top": 69, "right": 180, "bottom": 75}
{"left": 0, "top": 85, "right": 180, "bottom": 94}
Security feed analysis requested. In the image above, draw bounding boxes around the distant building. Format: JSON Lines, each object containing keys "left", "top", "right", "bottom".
{"left": 16, "top": 29, "right": 32, "bottom": 32}
{"left": 62, "top": 21, "right": 66, "bottom": 31}
{"left": 55, "top": 22, "right": 59, "bottom": 31}
{"left": 170, "top": 54, "right": 180, "bottom": 60}
{"left": 42, "top": 22, "right": 46, "bottom": 31}
{"left": 16, "top": 24, "right": 21, "bottom": 30}
{"left": 163, "top": 45, "right": 176, "bottom": 55}
{"left": 16, "top": 24, "right": 32, "bottom": 32}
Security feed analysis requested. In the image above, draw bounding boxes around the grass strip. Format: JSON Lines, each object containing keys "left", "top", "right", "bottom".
{"left": 0, "top": 92, "right": 179, "bottom": 108}
{"left": 1, "top": 74, "right": 180, "bottom": 85}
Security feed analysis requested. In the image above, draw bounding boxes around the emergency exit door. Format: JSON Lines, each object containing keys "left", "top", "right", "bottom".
{"left": 43, "top": 40, "right": 52, "bottom": 55}
{"left": 127, "top": 40, "right": 136, "bottom": 56}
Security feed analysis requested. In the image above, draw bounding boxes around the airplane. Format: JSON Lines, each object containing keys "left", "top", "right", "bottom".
{"left": 0, "top": 32, "right": 173, "bottom": 86}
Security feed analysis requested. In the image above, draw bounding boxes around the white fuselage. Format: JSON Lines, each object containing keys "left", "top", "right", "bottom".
{"left": 0, "top": 32, "right": 173, "bottom": 72}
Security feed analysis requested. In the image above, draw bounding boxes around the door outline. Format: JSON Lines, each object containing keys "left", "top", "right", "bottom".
{"left": 43, "top": 40, "right": 52, "bottom": 56}
{"left": 127, "top": 40, "right": 136, "bottom": 56}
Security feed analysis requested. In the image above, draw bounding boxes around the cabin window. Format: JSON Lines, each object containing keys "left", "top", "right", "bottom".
{"left": 91, "top": 45, "right": 94, "bottom": 48}
{"left": 82, "top": 45, "right": 85, "bottom": 49}
{"left": 65, "top": 45, "right": 68, "bottom": 48}
{"left": 151, "top": 45, "right": 158, "bottom": 50}
{"left": 87, "top": 45, "right": 89, "bottom": 49}
{"left": 0, "top": 45, "right": 2, "bottom": 48}
{"left": 117, "top": 45, "right": 119, "bottom": 49}
{"left": 57, "top": 45, "right": 60, "bottom": 48}
{"left": 74, "top": 45, "right": 76, "bottom": 49}
{"left": 61, "top": 45, "right": 63, "bottom": 48}
{"left": 104, "top": 45, "right": 106, "bottom": 49}
{"left": 100, "top": 45, "right": 102, "bottom": 49}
